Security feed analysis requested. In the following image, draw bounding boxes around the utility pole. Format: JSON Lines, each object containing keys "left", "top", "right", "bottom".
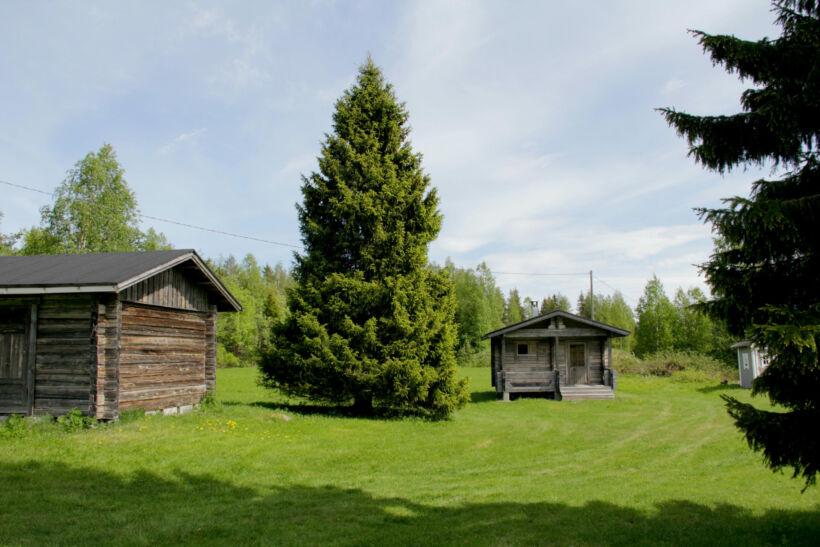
{"left": 589, "top": 270, "right": 594, "bottom": 320}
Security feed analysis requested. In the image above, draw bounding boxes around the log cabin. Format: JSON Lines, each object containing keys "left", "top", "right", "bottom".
{"left": 484, "top": 310, "right": 629, "bottom": 401}
{"left": 0, "top": 250, "right": 241, "bottom": 419}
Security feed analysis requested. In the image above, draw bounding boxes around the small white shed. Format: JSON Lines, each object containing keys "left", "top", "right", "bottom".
{"left": 731, "top": 341, "right": 769, "bottom": 389}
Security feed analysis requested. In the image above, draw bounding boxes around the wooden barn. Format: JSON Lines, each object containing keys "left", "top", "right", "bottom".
{"left": 0, "top": 250, "right": 241, "bottom": 419}
{"left": 485, "top": 310, "right": 629, "bottom": 401}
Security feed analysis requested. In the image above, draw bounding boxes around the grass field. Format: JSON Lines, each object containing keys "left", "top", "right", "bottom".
{"left": 1, "top": 368, "right": 818, "bottom": 545}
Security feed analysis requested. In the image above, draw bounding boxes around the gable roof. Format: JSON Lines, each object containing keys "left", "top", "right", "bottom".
{"left": 484, "top": 310, "right": 630, "bottom": 339}
{"left": 0, "top": 250, "right": 241, "bottom": 312}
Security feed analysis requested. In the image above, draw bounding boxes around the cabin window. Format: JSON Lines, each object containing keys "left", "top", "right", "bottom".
{"left": 516, "top": 343, "right": 531, "bottom": 356}
{"left": 569, "top": 343, "right": 585, "bottom": 367}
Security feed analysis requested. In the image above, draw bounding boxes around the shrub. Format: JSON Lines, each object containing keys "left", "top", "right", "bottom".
{"left": 200, "top": 389, "right": 221, "bottom": 411}
{"left": 613, "top": 349, "right": 734, "bottom": 382}
{"left": 217, "top": 344, "right": 242, "bottom": 368}
{"left": 56, "top": 408, "right": 97, "bottom": 432}
{"left": 0, "top": 414, "right": 29, "bottom": 439}
{"left": 456, "top": 346, "right": 491, "bottom": 368}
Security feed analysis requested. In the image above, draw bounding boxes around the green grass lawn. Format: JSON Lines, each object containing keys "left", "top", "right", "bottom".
{"left": 1, "top": 368, "right": 818, "bottom": 546}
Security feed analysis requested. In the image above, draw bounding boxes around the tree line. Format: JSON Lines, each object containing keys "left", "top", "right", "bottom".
{"left": 0, "top": 151, "right": 736, "bottom": 372}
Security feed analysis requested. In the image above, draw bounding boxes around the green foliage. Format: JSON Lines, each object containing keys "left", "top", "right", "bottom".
{"left": 540, "top": 293, "right": 571, "bottom": 314}
{"left": 261, "top": 59, "right": 468, "bottom": 419}
{"left": 672, "top": 287, "right": 713, "bottom": 354}
{"left": 634, "top": 276, "right": 677, "bottom": 356}
{"left": 578, "top": 291, "right": 636, "bottom": 351}
{"left": 0, "top": 212, "right": 19, "bottom": 255}
{"left": 504, "top": 289, "right": 525, "bottom": 325}
{"left": 613, "top": 349, "right": 733, "bottom": 383}
{"left": 117, "top": 409, "right": 146, "bottom": 424}
{"left": 56, "top": 408, "right": 97, "bottom": 433}
{"left": 17, "top": 143, "right": 169, "bottom": 255}
{"left": 442, "top": 260, "right": 504, "bottom": 367}
{"left": 660, "top": 0, "right": 820, "bottom": 487}
{"left": 0, "top": 414, "right": 30, "bottom": 438}
{"left": 210, "top": 254, "right": 290, "bottom": 368}
{"left": 199, "top": 388, "right": 221, "bottom": 411}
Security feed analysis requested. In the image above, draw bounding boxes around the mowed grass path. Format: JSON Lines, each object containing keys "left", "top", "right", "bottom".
{"left": 1, "top": 368, "right": 818, "bottom": 545}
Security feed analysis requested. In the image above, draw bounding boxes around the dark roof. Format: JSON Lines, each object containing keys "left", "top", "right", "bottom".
{"left": 0, "top": 250, "right": 241, "bottom": 312}
{"left": 484, "top": 310, "right": 630, "bottom": 339}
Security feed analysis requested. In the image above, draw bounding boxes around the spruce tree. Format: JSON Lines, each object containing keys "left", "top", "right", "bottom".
{"left": 260, "top": 59, "right": 468, "bottom": 419}
{"left": 660, "top": 1, "right": 819, "bottom": 487}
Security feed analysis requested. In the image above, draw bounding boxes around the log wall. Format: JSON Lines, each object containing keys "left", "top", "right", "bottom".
{"left": 205, "top": 304, "right": 217, "bottom": 391}
{"left": 94, "top": 295, "right": 120, "bottom": 420}
{"left": 121, "top": 267, "right": 209, "bottom": 312}
{"left": 118, "top": 302, "right": 208, "bottom": 411}
{"left": 503, "top": 339, "right": 552, "bottom": 370}
{"left": 33, "top": 295, "right": 95, "bottom": 415}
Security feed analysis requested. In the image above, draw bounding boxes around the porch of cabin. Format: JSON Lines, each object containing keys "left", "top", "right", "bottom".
{"left": 489, "top": 315, "right": 618, "bottom": 401}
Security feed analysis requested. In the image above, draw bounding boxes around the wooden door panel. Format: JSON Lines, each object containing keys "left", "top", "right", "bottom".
{"left": 568, "top": 342, "right": 587, "bottom": 385}
{"left": 0, "top": 307, "right": 33, "bottom": 414}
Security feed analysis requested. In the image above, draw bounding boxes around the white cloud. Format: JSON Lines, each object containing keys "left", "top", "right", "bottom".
{"left": 157, "top": 128, "right": 208, "bottom": 156}
{"left": 661, "top": 78, "right": 686, "bottom": 95}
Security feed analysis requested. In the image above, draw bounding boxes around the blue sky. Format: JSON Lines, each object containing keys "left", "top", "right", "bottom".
{"left": 0, "top": 1, "right": 780, "bottom": 309}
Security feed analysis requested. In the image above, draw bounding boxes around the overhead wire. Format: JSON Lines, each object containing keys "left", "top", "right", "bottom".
{"left": 0, "top": 179, "right": 302, "bottom": 249}
{"left": 2, "top": 178, "right": 638, "bottom": 298}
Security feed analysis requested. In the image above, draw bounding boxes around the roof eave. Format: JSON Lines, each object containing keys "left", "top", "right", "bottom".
{"left": 0, "top": 284, "right": 118, "bottom": 295}
{"left": 483, "top": 310, "right": 630, "bottom": 339}
{"left": 114, "top": 250, "right": 242, "bottom": 312}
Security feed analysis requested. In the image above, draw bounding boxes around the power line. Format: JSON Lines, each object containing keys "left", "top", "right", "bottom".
{"left": 0, "top": 179, "right": 302, "bottom": 250}
{"left": 0, "top": 179, "right": 52, "bottom": 196}
{"left": 594, "top": 275, "right": 639, "bottom": 304}
{"left": 2, "top": 178, "right": 639, "bottom": 300}
{"left": 492, "top": 271, "right": 587, "bottom": 277}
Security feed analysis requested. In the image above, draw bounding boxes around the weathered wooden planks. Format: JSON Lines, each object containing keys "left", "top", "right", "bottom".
{"left": 33, "top": 295, "right": 94, "bottom": 416}
{"left": 121, "top": 267, "right": 209, "bottom": 312}
{"left": 205, "top": 304, "right": 217, "bottom": 391}
{"left": 119, "top": 303, "right": 208, "bottom": 411}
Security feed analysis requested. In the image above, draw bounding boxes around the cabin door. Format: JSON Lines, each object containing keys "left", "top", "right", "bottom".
{"left": 0, "top": 306, "right": 35, "bottom": 415}
{"left": 568, "top": 342, "right": 588, "bottom": 385}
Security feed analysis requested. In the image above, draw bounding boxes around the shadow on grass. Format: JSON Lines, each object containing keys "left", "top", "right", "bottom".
{"left": 698, "top": 384, "right": 746, "bottom": 394}
{"left": 1, "top": 461, "right": 817, "bottom": 546}
{"left": 470, "top": 390, "right": 499, "bottom": 404}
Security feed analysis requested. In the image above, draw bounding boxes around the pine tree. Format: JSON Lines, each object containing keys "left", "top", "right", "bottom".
{"left": 660, "top": 1, "right": 820, "bottom": 487}
{"left": 260, "top": 59, "right": 468, "bottom": 419}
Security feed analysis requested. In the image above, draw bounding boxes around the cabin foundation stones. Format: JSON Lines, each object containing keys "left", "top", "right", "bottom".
{"left": 485, "top": 311, "right": 629, "bottom": 402}
{"left": 0, "top": 250, "right": 240, "bottom": 420}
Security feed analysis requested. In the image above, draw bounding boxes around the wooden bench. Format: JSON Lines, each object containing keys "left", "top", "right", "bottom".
{"left": 496, "top": 370, "right": 557, "bottom": 401}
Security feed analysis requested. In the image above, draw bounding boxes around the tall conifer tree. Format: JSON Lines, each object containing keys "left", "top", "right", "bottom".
{"left": 660, "top": 1, "right": 819, "bottom": 487}
{"left": 260, "top": 59, "right": 468, "bottom": 419}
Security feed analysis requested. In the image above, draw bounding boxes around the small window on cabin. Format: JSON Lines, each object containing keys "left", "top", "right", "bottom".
{"left": 517, "top": 343, "right": 529, "bottom": 356}
{"left": 570, "top": 344, "right": 585, "bottom": 367}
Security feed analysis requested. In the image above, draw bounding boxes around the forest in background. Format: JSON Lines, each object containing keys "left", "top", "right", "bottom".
{"left": 212, "top": 255, "right": 737, "bottom": 371}
{"left": 0, "top": 143, "right": 738, "bottom": 372}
